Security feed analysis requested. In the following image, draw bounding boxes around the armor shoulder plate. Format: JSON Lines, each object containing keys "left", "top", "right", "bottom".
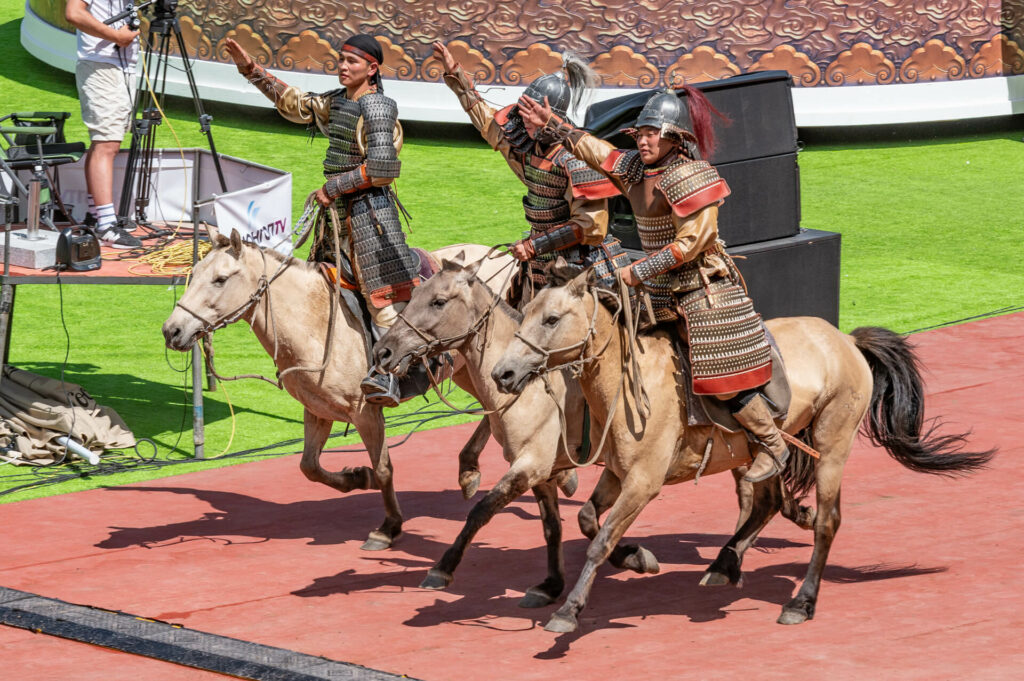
{"left": 656, "top": 160, "right": 730, "bottom": 218}
{"left": 559, "top": 151, "right": 620, "bottom": 200}
{"left": 358, "top": 93, "right": 401, "bottom": 178}
{"left": 600, "top": 149, "right": 644, "bottom": 185}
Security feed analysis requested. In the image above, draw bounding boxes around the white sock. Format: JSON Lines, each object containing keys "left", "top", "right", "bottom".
{"left": 96, "top": 204, "right": 116, "bottom": 232}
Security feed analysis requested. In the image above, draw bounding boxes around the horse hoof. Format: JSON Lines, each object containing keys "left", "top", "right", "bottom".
{"left": 360, "top": 531, "right": 392, "bottom": 551}
{"left": 621, "top": 547, "right": 660, "bottom": 575}
{"left": 459, "top": 471, "right": 481, "bottom": 500}
{"left": 777, "top": 607, "right": 810, "bottom": 625}
{"left": 556, "top": 470, "right": 578, "bottom": 497}
{"left": 544, "top": 613, "right": 578, "bottom": 633}
{"left": 699, "top": 571, "right": 732, "bottom": 587}
{"left": 518, "top": 587, "right": 557, "bottom": 609}
{"left": 420, "top": 569, "right": 453, "bottom": 591}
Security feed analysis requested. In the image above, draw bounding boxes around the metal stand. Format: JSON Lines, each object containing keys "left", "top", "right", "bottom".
{"left": 115, "top": 1, "right": 227, "bottom": 234}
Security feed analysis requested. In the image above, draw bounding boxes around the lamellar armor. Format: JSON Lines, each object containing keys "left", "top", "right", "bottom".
{"left": 602, "top": 148, "right": 772, "bottom": 394}
{"left": 320, "top": 92, "right": 419, "bottom": 307}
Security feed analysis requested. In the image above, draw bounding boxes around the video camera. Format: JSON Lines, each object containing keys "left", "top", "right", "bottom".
{"left": 104, "top": 0, "right": 179, "bottom": 30}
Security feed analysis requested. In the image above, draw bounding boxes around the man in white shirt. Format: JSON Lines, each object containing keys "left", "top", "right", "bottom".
{"left": 64, "top": 0, "right": 141, "bottom": 248}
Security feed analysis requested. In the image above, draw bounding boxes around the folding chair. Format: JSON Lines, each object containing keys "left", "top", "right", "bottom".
{"left": 0, "top": 112, "right": 86, "bottom": 238}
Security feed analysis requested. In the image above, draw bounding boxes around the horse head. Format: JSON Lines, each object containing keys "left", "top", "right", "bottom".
{"left": 372, "top": 250, "right": 491, "bottom": 376}
{"left": 162, "top": 225, "right": 265, "bottom": 351}
{"left": 492, "top": 259, "right": 600, "bottom": 394}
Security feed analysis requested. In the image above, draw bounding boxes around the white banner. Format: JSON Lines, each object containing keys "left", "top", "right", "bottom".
{"left": 212, "top": 172, "right": 293, "bottom": 255}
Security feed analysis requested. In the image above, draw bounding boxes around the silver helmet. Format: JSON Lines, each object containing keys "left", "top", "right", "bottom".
{"left": 633, "top": 90, "right": 697, "bottom": 148}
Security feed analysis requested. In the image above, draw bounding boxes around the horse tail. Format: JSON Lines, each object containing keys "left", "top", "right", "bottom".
{"left": 850, "top": 326, "right": 995, "bottom": 476}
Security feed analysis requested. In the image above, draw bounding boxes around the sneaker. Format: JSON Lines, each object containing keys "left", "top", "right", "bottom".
{"left": 98, "top": 226, "right": 142, "bottom": 250}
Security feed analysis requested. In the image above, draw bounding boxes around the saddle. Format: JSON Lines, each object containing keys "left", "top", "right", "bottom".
{"left": 669, "top": 324, "right": 792, "bottom": 432}
{"left": 319, "top": 247, "right": 447, "bottom": 403}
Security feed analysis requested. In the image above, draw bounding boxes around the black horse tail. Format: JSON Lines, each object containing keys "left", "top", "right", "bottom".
{"left": 851, "top": 326, "right": 996, "bottom": 476}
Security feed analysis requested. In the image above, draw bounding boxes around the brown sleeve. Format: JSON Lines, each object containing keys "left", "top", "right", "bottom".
{"left": 442, "top": 66, "right": 506, "bottom": 152}
{"left": 240, "top": 62, "right": 330, "bottom": 133}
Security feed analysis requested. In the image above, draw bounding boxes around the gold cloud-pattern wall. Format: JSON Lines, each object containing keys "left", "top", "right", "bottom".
{"left": 29, "top": 0, "right": 1024, "bottom": 86}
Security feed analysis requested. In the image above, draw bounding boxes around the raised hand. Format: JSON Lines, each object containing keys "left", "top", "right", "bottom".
{"left": 518, "top": 94, "right": 552, "bottom": 129}
{"left": 431, "top": 41, "right": 457, "bottom": 74}
{"left": 223, "top": 37, "right": 254, "bottom": 71}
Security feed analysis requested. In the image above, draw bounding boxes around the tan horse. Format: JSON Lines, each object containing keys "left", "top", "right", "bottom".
{"left": 161, "top": 228, "right": 511, "bottom": 551}
{"left": 492, "top": 266, "right": 994, "bottom": 631}
{"left": 371, "top": 254, "right": 590, "bottom": 607}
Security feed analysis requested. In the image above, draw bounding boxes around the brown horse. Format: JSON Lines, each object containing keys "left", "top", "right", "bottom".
{"left": 492, "top": 267, "right": 994, "bottom": 631}
{"left": 161, "top": 228, "right": 511, "bottom": 551}
{"left": 371, "top": 253, "right": 590, "bottom": 607}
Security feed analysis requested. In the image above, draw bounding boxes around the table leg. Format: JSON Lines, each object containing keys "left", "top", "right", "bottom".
{"left": 0, "top": 282, "right": 16, "bottom": 386}
{"left": 191, "top": 345, "right": 204, "bottom": 459}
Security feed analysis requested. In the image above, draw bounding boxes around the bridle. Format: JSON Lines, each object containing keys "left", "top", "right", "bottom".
{"left": 174, "top": 244, "right": 342, "bottom": 389}
{"left": 510, "top": 273, "right": 651, "bottom": 468}
{"left": 173, "top": 248, "right": 289, "bottom": 338}
{"left": 387, "top": 252, "right": 521, "bottom": 415}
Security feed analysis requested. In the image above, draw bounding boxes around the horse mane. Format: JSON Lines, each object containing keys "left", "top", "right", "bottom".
{"left": 212, "top": 237, "right": 318, "bottom": 274}
{"left": 467, "top": 274, "right": 523, "bottom": 323}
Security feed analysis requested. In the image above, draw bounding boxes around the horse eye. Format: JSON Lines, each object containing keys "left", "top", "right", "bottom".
{"left": 213, "top": 275, "right": 228, "bottom": 286}
{"left": 543, "top": 315, "right": 560, "bottom": 327}
{"left": 432, "top": 297, "right": 448, "bottom": 309}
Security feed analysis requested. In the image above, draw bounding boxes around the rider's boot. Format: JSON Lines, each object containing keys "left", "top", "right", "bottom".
{"left": 732, "top": 393, "right": 790, "bottom": 483}
{"left": 361, "top": 369, "right": 400, "bottom": 408}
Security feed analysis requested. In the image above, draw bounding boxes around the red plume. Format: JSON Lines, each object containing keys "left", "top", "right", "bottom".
{"left": 679, "top": 84, "right": 729, "bottom": 159}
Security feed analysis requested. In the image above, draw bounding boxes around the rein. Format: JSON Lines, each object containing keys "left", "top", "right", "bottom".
{"left": 516, "top": 272, "right": 651, "bottom": 468}
{"left": 390, "top": 250, "right": 523, "bottom": 416}
{"left": 177, "top": 204, "right": 348, "bottom": 389}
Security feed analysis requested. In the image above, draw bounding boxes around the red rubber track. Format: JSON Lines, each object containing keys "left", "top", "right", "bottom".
{"left": 2, "top": 313, "right": 1021, "bottom": 680}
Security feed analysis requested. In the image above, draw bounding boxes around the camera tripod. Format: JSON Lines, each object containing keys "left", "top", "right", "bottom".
{"left": 107, "top": 0, "right": 227, "bottom": 235}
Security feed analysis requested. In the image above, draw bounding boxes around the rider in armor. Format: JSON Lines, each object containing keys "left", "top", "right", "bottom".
{"left": 432, "top": 41, "right": 624, "bottom": 300}
{"left": 518, "top": 88, "right": 791, "bottom": 483}
{"left": 224, "top": 34, "right": 418, "bottom": 407}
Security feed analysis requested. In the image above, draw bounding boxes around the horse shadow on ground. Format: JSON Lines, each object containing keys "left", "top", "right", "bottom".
{"left": 391, "top": 558, "right": 948, "bottom": 659}
{"left": 95, "top": 484, "right": 531, "bottom": 550}
{"left": 526, "top": 561, "right": 948, "bottom": 659}
{"left": 94, "top": 483, "right": 947, "bottom": 649}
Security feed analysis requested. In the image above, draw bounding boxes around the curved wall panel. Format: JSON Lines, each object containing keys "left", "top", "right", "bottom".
{"left": 21, "top": 0, "right": 1024, "bottom": 125}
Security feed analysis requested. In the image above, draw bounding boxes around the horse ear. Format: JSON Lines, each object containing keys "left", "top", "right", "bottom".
{"left": 585, "top": 266, "right": 598, "bottom": 287}
{"left": 441, "top": 251, "right": 467, "bottom": 273}
{"left": 465, "top": 254, "right": 485, "bottom": 278}
{"left": 205, "top": 222, "right": 230, "bottom": 248}
{"left": 567, "top": 267, "right": 590, "bottom": 298}
{"left": 228, "top": 228, "right": 244, "bottom": 258}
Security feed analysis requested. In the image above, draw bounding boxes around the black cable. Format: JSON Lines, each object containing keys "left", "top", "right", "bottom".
{"left": 0, "top": 393, "right": 486, "bottom": 497}
{"left": 902, "top": 304, "right": 1024, "bottom": 335}
{"left": 54, "top": 270, "right": 75, "bottom": 466}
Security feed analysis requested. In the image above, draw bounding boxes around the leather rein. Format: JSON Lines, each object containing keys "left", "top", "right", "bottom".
{"left": 512, "top": 273, "right": 652, "bottom": 468}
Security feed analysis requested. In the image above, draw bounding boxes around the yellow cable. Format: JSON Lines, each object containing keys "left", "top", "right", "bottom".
{"left": 124, "top": 239, "right": 211, "bottom": 276}
{"left": 136, "top": 33, "right": 189, "bottom": 235}
{"left": 198, "top": 339, "right": 237, "bottom": 458}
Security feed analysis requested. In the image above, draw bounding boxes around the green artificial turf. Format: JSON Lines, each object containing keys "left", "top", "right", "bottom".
{"left": 2, "top": 1, "right": 1023, "bottom": 502}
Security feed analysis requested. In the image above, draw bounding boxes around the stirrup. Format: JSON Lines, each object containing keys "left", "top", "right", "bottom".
{"left": 361, "top": 371, "right": 400, "bottom": 408}
{"left": 743, "top": 446, "right": 789, "bottom": 483}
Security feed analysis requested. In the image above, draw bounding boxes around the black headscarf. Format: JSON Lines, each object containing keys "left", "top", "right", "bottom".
{"left": 342, "top": 34, "right": 384, "bottom": 91}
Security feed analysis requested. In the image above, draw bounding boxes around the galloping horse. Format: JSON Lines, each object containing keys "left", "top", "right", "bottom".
{"left": 161, "top": 227, "right": 512, "bottom": 550}
{"left": 371, "top": 253, "right": 589, "bottom": 607}
{"left": 492, "top": 265, "right": 994, "bottom": 631}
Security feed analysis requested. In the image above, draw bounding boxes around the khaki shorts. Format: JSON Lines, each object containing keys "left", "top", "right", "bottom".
{"left": 75, "top": 61, "right": 136, "bottom": 142}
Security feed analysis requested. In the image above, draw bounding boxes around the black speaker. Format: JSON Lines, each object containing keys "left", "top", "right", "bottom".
{"left": 728, "top": 229, "right": 841, "bottom": 326}
{"left": 716, "top": 152, "right": 801, "bottom": 246}
{"left": 582, "top": 70, "right": 797, "bottom": 164}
